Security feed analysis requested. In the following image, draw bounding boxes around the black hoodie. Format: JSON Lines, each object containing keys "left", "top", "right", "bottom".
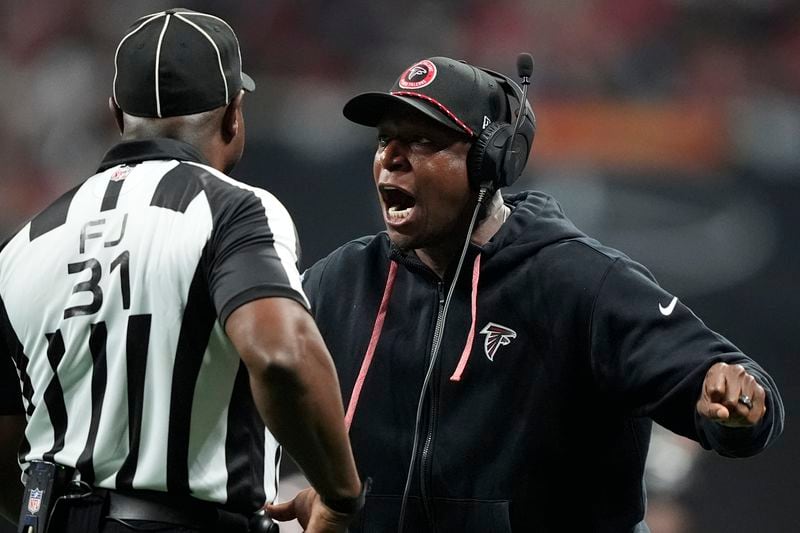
{"left": 303, "top": 191, "right": 784, "bottom": 532}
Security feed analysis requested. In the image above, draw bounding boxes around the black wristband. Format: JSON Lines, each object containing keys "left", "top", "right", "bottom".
{"left": 321, "top": 477, "right": 371, "bottom": 515}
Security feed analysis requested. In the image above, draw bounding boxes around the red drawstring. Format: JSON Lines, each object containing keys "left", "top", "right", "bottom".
{"left": 345, "top": 253, "right": 481, "bottom": 430}
{"left": 449, "top": 253, "right": 481, "bottom": 382}
{"left": 344, "top": 260, "right": 398, "bottom": 432}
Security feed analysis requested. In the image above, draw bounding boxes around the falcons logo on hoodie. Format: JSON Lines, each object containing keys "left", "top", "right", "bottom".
{"left": 480, "top": 322, "right": 517, "bottom": 361}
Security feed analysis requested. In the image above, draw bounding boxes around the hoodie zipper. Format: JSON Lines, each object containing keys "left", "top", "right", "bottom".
{"left": 419, "top": 281, "right": 445, "bottom": 530}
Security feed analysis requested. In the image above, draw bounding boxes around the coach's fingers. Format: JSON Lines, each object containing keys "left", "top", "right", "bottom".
{"left": 721, "top": 364, "right": 748, "bottom": 412}
{"left": 697, "top": 391, "right": 729, "bottom": 420}
{"left": 266, "top": 498, "right": 297, "bottom": 522}
{"left": 730, "top": 372, "right": 757, "bottom": 420}
{"left": 267, "top": 487, "right": 317, "bottom": 526}
{"left": 745, "top": 381, "right": 768, "bottom": 426}
{"left": 698, "top": 399, "right": 729, "bottom": 421}
{"left": 703, "top": 362, "right": 728, "bottom": 403}
{"left": 698, "top": 363, "right": 730, "bottom": 420}
{"left": 723, "top": 366, "right": 768, "bottom": 426}
{"left": 698, "top": 363, "right": 769, "bottom": 427}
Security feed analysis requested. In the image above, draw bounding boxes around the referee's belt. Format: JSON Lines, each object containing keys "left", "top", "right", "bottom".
{"left": 100, "top": 488, "right": 250, "bottom": 531}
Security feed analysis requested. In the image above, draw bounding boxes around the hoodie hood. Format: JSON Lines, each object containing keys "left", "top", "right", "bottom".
{"left": 482, "top": 190, "right": 587, "bottom": 262}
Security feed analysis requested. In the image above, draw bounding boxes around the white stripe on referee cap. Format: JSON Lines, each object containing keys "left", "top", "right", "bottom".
{"left": 185, "top": 12, "right": 245, "bottom": 86}
{"left": 174, "top": 13, "right": 229, "bottom": 105}
{"left": 112, "top": 12, "right": 165, "bottom": 108}
{"left": 154, "top": 15, "right": 173, "bottom": 118}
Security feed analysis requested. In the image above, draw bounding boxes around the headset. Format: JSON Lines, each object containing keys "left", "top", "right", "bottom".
{"left": 466, "top": 53, "right": 537, "bottom": 193}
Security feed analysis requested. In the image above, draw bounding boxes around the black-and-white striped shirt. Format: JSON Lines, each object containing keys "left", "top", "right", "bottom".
{"left": 0, "top": 138, "right": 308, "bottom": 513}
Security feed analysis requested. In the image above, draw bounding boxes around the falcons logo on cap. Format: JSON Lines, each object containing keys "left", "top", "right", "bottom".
{"left": 399, "top": 60, "right": 437, "bottom": 89}
{"left": 407, "top": 65, "right": 428, "bottom": 80}
{"left": 480, "top": 322, "right": 517, "bottom": 361}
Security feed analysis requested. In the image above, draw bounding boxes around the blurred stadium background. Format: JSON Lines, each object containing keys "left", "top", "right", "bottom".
{"left": 1, "top": 1, "right": 798, "bottom": 532}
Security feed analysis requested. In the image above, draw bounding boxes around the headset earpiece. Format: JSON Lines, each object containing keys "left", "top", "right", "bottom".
{"left": 466, "top": 70, "right": 536, "bottom": 192}
{"left": 467, "top": 121, "right": 508, "bottom": 191}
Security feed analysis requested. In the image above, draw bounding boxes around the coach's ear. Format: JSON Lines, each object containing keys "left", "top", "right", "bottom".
{"left": 109, "top": 97, "right": 124, "bottom": 135}
{"left": 222, "top": 91, "right": 244, "bottom": 143}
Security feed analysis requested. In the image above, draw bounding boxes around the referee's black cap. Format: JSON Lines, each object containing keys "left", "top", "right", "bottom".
{"left": 343, "top": 56, "right": 509, "bottom": 139}
{"left": 113, "top": 8, "right": 255, "bottom": 118}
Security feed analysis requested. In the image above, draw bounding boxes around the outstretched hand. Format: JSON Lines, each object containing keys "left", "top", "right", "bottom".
{"left": 697, "top": 362, "right": 767, "bottom": 427}
{"left": 267, "top": 488, "right": 353, "bottom": 533}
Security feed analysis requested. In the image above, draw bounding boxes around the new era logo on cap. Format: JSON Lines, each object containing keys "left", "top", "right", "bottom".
{"left": 113, "top": 8, "right": 255, "bottom": 118}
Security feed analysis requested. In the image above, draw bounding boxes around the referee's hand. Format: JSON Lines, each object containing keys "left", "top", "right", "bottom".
{"left": 696, "top": 362, "right": 767, "bottom": 427}
{"left": 268, "top": 488, "right": 353, "bottom": 533}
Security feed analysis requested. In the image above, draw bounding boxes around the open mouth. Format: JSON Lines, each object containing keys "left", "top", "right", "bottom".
{"left": 380, "top": 186, "right": 416, "bottom": 221}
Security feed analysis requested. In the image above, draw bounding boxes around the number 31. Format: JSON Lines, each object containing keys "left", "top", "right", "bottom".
{"left": 64, "top": 251, "right": 130, "bottom": 319}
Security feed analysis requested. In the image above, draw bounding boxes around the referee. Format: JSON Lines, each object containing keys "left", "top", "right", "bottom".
{"left": 0, "top": 8, "right": 361, "bottom": 533}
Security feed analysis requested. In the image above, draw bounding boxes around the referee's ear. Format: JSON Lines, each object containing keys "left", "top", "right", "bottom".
{"left": 109, "top": 97, "right": 124, "bottom": 135}
{"left": 222, "top": 91, "right": 245, "bottom": 144}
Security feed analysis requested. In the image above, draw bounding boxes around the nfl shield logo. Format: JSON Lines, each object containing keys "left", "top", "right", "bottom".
{"left": 110, "top": 167, "right": 131, "bottom": 182}
{"left": 27, "top": 488, "right": 43, "bottom": 514}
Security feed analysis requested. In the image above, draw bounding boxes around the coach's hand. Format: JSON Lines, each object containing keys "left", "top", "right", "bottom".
{"left": 697, "top": 362, "right": 767, "bottom": 427}
{"left": 268, "top": 488, "right": 353, "bottom": 533}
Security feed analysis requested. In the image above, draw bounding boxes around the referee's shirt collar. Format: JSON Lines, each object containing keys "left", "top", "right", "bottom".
{"left": 98, "top": 138, "right": 209, "bottom": 172}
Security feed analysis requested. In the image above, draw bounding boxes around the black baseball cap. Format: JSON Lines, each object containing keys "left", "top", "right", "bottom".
{"left": 343, "top": 57, "right": 510, "bottom": 138}
{"left": 113, "top": 8, "right": 255, "bottom": 118}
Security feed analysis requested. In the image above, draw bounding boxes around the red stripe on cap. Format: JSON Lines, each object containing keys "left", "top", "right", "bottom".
{"left": 391, "top": 91, "right": 476, "bottom": 137}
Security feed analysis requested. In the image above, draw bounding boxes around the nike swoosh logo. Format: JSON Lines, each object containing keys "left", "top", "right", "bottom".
{"left": 659, "top": 296, "right": 678, "bottom": 316}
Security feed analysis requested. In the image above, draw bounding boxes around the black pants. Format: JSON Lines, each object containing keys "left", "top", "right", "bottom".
{"left": 46, "top": 492, "right": 246, "bottom": 533}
